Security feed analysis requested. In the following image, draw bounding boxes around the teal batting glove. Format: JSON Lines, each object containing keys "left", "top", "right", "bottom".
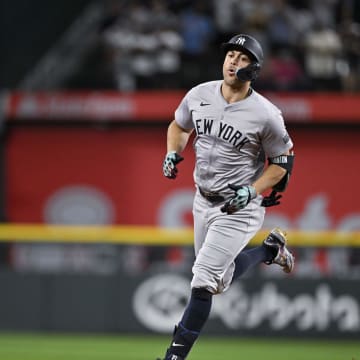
{"left": 163, "top": 151, "right": 184, "bottom": 179}
{"left": 221, "top": 184, "right": 257, "bottom": 214}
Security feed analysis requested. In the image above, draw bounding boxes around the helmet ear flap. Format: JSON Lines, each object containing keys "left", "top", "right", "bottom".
{"left": 236, "top": 62, "right": 261, "bottom": 82}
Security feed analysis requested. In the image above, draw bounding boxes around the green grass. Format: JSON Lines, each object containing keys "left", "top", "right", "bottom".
{"left": 0, "top": 333, "right": 358, "bottom": 360}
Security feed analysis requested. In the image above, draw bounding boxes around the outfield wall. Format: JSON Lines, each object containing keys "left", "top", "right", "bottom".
{"left": 5, "top": 126, "right": 360, "bottom": 231}
{"left": 1, "top": 92, "right": 359, "bottom": 338}
{"left": 0, "top": 267, "right": 359, "bottom": 338}
{"left": 0, "top": 227, "right": 359, "bottom": 338}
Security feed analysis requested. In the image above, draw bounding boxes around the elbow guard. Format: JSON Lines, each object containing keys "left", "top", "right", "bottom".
{"left": 268, "top": 153, "right": 295, "bottom": 192}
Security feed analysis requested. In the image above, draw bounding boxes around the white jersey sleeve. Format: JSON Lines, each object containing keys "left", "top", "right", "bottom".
{"left": 260, "top": 101, "right": 293, "bottom": 158}
{"left": 174, "top": 90, "right": 195, "bottom": 130}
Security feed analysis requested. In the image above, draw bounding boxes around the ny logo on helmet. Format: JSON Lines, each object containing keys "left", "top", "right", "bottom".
{"left": 235, "top": 37, "right": 246, "bottom": 46}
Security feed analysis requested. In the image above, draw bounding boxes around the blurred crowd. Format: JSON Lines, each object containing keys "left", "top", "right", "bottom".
{"left": 71, "top": 0, "right": 360, "bottom": 92}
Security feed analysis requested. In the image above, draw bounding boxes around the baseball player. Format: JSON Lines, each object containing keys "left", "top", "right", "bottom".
{"left": 158, "top": 34, "right": 295, "bottom": 360}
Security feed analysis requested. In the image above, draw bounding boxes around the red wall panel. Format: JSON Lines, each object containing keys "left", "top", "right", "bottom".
{"left": 5, "top": 126, "right": 360, "bottom": 230}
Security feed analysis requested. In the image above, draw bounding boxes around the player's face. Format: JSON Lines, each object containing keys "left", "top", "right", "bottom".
{"left": 223, "top": 50, "right": 252, "bottom": 85}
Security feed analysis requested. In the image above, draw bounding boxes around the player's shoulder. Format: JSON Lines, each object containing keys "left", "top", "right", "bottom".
{"left": 251, "top": 90, "right": 282, "bottom": 117}
{"left": 187, "top": 80, "right": 221, "bottom": 98}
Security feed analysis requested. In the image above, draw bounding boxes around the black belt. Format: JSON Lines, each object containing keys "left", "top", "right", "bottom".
{"left": 199, "top": 187, "right": 225, "bottom": 203}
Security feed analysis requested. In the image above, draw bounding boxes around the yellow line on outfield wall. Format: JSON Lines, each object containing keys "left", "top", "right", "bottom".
{"left": 0, "top": 224, "right": 359, "bottom": 246}
{"left": 0, "top": 224, "right": 194, "bottom": 245}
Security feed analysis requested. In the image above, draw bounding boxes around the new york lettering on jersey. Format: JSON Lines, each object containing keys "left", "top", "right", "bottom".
{"left": 194, "top": 117, "right": 250, "bottom": 151}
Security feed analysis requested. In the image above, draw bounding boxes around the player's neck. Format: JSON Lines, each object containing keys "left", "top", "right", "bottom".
{"left": 222, "top": 82, "right": 252, "bottom": 104}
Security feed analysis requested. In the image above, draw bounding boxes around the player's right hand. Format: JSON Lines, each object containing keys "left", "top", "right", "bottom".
{"left": 221, "top": 184, "right": 257, "bottom": 214}
{"left": 163, "top": 151, "right": 184, "bottom": 179}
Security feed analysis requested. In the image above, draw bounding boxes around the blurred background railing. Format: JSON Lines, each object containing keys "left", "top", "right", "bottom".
{"left": 0, "top": 0, "right": 359, "bottom": 340}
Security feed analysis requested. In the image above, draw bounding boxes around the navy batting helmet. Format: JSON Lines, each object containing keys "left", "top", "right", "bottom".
{"left": 221, "top": 34, "right": 264, "bottom": 81}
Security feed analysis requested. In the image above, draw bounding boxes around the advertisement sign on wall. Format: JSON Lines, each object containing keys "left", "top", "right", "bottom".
{"left": 6, "top": 127, "right": 359, "bottom": 231}
{"left": 0, "top": 270, "right": 359, "bottom": 338}
{"left": 132, "top": 273, "right": 360, "bottom": 336}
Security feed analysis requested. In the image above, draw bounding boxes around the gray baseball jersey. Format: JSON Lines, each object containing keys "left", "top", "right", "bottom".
{"left": 175, "top": 80, "right": 293, "bottom": 193}
{"left": 174, "top": 80, "right": 293, "bottom": 294}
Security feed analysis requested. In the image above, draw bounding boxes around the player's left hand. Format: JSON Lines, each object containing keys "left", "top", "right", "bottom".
{"left": 261, "top": 190, "right": 282, "bottom": 207}
{"left": 221, "top": 184, "right": 257, "bottom": 214}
